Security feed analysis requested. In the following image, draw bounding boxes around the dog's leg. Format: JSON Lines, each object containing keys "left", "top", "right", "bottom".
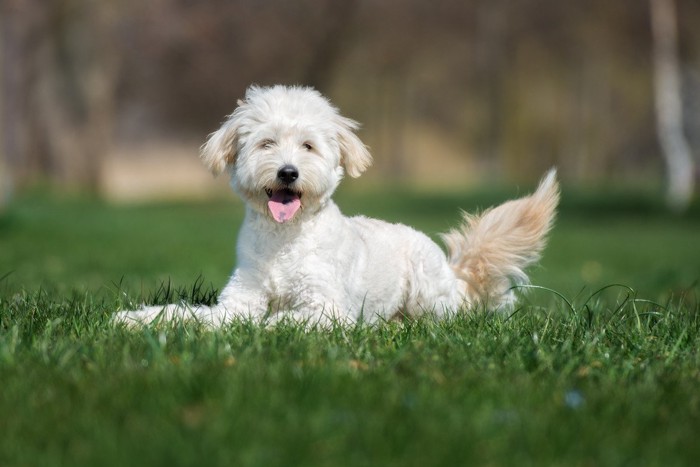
{"left": 113, "top": 303, "right": 196, "bottom": 327}
{"left": 113, "top": 301, "right": 265, "bottom": 328}
{"left": 114, "top": 268, "right": 273, "bottom": 327}
{"left": 114, "top": 275, "right": 269, "bottom": 327}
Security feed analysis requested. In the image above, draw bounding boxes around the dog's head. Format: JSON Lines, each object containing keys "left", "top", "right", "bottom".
{"left": 200, "top": 85, "right": 372, "bottom": 223}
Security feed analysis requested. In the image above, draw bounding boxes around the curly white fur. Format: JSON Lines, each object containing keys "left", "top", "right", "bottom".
{"left": 115, "top": 85, "right": 559, "bottom": 327}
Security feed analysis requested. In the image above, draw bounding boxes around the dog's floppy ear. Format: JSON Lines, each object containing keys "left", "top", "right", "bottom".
{"left": 335, "top": 116, "right": 372, "bottom": 178}
{"left": 199, "top": 100, "right": 245, "bottom": 175}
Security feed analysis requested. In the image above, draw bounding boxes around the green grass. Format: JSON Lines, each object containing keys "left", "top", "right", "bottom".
{"left": 1, "top": 187, "right": 699, "bottom": 466}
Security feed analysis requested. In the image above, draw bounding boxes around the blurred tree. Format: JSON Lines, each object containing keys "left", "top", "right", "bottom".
{"left": 650, "top": 0, "right": 695, "bottom": 211}
{"left": 1, "top": 0, "right": 699, "bottom": 194}
{"left": 116, "top": 0, "right": 360, "bottom": 135}
{"left": 302, "top": 0, "right": 359, "bottom": 90}
{"left": 0, "top": 0, "right": 120, "bottom": 192}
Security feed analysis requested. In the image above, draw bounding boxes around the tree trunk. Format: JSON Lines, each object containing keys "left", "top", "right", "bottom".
{"left": 650, "top": 0, "right": 695, "bottom": 211}
{"left": 0, "top": 0, "right": 119, "bottom": 193}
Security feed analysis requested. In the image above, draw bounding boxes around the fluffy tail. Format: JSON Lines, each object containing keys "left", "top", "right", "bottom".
{"left": 441, "top": 169, "right": 559, "bottom": 309}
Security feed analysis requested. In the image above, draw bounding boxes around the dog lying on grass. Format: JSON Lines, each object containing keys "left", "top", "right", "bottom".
{"left": 116, "top": 85, "right": 559, "bottom": 327}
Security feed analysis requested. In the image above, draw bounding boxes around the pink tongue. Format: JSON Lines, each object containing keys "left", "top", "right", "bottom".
{"left": 268, "top": 191, "right": 301, "bottom": 223}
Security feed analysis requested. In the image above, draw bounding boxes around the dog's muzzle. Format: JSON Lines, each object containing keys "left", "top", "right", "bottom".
{"left": 266, "top": 165, "right": 302, "bottom": 223}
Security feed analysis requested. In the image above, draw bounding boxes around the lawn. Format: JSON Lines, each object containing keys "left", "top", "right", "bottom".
{"left": 1, "top": 185, "right": 699, "bottom": 466}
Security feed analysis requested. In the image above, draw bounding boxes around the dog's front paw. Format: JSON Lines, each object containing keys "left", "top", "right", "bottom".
{"left": 113, "top": 303, "right": 236, "bottom": 328}
{"left": 112, "top": 304, "right": 176, "bottom": 327}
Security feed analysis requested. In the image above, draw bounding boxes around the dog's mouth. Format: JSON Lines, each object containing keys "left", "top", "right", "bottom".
{"left": 265, "top": 188, "right": 302, "bottom": 223}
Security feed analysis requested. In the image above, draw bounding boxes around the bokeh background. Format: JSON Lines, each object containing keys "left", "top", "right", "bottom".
{"left": 1, "top": 0, "right": 699, "bottom": 205}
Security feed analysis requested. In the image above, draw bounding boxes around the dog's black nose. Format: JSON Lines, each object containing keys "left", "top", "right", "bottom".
{"left": 277, "top": 165, "right": 299, "bottom": 184}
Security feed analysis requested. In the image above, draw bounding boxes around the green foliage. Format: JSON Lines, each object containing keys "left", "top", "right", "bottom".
{"left": 1, "top": 190, "right": 699, "bottom": 466}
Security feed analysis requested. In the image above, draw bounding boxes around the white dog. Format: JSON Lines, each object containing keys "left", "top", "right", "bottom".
{"left": 116, "top": 85, "right": 559, "bottom": 327}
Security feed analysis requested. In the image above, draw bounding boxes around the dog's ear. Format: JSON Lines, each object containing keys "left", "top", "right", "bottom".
{"left": 199, "top": 103, "right": 244, "bottom": 175}
{"left": 335, "top": 116, "right": 372, "bottom": 178}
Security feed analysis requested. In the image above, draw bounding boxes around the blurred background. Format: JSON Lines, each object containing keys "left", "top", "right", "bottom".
{"left": 1, "top": 0, "right": 699, "bottom": 204}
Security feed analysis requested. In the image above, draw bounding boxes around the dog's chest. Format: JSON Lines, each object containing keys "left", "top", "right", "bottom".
{"left": 244, "top": 227, "right": 331, "bottom": 303}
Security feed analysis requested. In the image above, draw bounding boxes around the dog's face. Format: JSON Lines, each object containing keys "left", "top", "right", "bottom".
{"left": 200, "top": 85, "right": 372, "bottom": 223}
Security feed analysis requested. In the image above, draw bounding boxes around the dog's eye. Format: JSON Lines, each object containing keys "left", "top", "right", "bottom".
{"left": 302, "top": 142, "right": 313, "bottom": 151}
{"left": 260, "top": 139, "right": 275, "bottom": 149}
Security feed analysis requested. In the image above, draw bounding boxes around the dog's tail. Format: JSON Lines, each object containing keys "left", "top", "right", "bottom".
{"left": 440, "top": 169, "right": 559, "bottom": 309}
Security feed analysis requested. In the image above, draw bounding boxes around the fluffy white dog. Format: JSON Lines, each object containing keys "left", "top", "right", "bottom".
{"left": 116, "top": 85, "right": 559, "bottom": 327}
